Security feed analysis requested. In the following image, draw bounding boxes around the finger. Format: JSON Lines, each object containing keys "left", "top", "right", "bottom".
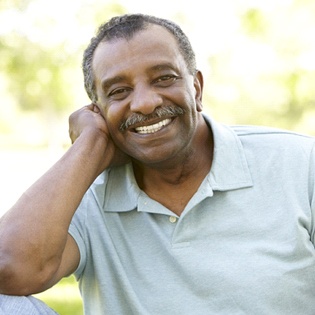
{"left": 82, "top": 104, "right": 94, "bottom": 112}
{"left": 92, "top": 103, "right": 100, "bottom": 113}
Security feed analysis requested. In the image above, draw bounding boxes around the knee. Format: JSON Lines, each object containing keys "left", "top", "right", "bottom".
{"left": 0, "top": 294, "right": 58, "bottom": 314}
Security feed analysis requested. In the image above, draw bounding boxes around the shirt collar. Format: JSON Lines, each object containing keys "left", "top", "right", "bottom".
{"left": 98, "top": 114, "right": 253, "bottom": 213}
{"left": 203, "top": 114, "right": 253, "bottom": 191}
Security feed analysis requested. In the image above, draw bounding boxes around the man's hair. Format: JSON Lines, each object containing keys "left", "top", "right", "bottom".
{"left": 82, "top": 13, "right": 197, "bottom": 103}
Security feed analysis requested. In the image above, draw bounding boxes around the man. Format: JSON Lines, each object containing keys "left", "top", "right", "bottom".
{"left": 0, "top": 13, "right": 315, "bottom": 315}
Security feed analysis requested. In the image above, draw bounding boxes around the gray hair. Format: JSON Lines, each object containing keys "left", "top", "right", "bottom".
{"left": 82, "top": 13, "right": 197, "bottom": 103}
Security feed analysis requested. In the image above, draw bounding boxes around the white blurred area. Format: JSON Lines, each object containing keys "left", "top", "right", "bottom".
{"left": 0, "top": 150, "right": 64, "bottom": 216}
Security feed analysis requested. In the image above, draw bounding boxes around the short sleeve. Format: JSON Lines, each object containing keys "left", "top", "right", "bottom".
{"left": 68, "top": 193, "right": 89, "bottom": 280}
{"left": 309, "top": 142, "right": 315, "bottom": 243}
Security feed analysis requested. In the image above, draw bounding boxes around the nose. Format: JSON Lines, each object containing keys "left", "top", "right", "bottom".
{"left": 130, "top": 84, "right": 163, "bottom": 115}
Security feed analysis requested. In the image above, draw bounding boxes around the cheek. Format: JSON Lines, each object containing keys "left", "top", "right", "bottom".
{"left": 181, "top": 82, "right": 199, "bottom": 107}
{"left": 100, "top": 103, "right": 122, "bottom": 126}
{"left": 101, "top": 106, "right": 129, "bottom": 144}
{"left": 182, "top": 90, "right": 200, "bottom": 113}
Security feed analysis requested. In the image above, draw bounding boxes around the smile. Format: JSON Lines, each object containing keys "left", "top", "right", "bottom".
{"left": 135, "top": 118, "right": 172, "bottom": 134}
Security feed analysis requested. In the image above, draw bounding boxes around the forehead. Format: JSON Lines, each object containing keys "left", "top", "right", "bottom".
{"left": 92, "top": 25, "right": 186, "bottom": 81}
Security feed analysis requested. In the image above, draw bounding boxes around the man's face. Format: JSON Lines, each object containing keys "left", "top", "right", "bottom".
{"left": 92, "top": 24, "right": 203, "bottom": 166}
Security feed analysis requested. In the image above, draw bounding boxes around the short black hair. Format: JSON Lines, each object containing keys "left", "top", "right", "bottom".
{"left": 82, "top": 13, "right": 196, "bottom": 103}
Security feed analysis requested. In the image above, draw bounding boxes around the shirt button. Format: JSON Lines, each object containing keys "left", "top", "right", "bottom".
{"left": 169, "top": 216, "right": 177, "bottom": 223}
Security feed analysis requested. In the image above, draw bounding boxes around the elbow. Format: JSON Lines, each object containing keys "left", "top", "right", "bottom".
{"left": 0, "top": 256, "right": 27, "bottom": 295}
{"left": 0, "top": 261, "right": 24, "bottom": 295}
{"left": 0, "top": 252, "right": 58, "bottom": 296}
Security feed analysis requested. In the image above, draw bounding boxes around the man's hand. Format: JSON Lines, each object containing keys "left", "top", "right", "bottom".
{"left": 69, "top": 104, "right": 129, "bottom": 171}
{"left": 69, "top": 104, "right": 105, "bottom": 144}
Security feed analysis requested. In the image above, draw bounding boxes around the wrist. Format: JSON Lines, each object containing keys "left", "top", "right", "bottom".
{"left": 74, "top": 128, "right": 113, "bottom": 174}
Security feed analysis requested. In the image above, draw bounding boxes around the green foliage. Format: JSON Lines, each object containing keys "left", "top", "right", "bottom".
{"left": 204, "top": 2, "right": 315, "bottom": 134}
{"left": 242, "top": 8, "right": 267, "bottom": 37}
{"left": 36, "top": 276, "right": 83, "bottom": 315}
{"left": 0, "top": 1, "right": 126, "bottom": 116}
{"left": 1, "top": 37, "right": 72, "bottom": 113}
{"left": 0, "top": 0, "right": 31, "bottom": 10}
{"left": 43, "top": 298, "right": 83, "bottom": 315}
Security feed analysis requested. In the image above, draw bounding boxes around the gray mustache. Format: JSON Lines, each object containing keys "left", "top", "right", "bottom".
{"left": 119, "top": 106, "right": 185, "bottom": 131}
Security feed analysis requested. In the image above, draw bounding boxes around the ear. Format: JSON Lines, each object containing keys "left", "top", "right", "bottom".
{"left": 194, "top": 70, "right": 204, "bottom": 112}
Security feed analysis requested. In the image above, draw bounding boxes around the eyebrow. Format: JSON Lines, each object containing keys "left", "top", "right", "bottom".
{"left": 150, "top": 63, "right": 177, "bottom": 72}
{"left": 101, "top": 76, "right": 126, "bottom": 92}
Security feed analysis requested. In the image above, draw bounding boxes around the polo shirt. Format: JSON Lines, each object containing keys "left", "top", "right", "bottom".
{"left": 69, "top": 115, "right": 315, "bottom": 314}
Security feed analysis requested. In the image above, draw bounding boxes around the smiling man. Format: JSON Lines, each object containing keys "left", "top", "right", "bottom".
{"left": 90, "top": 22, "right": 212, "bottom": 215}
{"left": 1, "top": 13, "right": 315, "bottom": 315}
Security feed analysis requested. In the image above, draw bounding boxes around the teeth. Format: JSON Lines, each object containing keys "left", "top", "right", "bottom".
{"left": 135, "top": 119, "right": 172, "bottom": 134}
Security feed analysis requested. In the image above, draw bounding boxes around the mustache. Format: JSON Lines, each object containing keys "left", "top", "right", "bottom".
{"left": 119, "top": 105, "right": 186, "bottom": 131}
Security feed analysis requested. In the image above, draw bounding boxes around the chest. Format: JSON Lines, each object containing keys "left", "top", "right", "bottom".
{"left": 82, "top": 187, "right": 315, "bottom": 314}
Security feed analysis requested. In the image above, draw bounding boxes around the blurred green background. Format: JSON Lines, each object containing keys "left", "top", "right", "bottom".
{"left": 1, "top": 0, "right": 315, "bottom": 314}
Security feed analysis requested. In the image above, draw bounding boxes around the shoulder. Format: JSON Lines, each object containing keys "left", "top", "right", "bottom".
{"left": 203, "top": 113, "right": 315, "bottom": 152}
{"left": 230, "top": 124, "right": 315, "bottom": 151}
{"left": 232, "top": 124, "right": 313, "bottom": 139}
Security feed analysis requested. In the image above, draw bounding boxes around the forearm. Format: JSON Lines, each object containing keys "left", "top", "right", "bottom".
{"left": 0, "top": 130, "right": 108, "bottom": 292}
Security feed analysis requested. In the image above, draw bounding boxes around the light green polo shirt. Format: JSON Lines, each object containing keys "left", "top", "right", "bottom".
{"left": 69, "top": 116, "right": 315, "bottom": 315}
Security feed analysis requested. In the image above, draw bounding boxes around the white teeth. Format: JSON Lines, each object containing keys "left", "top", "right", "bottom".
{"left": 135, "top": 119, "right": 172, "bottom": 134}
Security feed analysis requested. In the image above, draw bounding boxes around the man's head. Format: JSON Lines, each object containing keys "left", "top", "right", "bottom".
{"left": 84, "top": 14, "right": 204, "bottom": 166}
{"left": 82, "top": 13, "right": 197, "bottom": 103}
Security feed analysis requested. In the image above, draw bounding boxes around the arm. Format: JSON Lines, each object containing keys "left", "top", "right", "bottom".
{"left": 0, "top": 105, "right": 126, "bottom": 295}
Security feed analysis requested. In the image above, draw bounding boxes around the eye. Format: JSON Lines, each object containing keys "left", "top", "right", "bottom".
{"left": 108, "top": 87, "right": 131, "bottom": 100}
{"left": 153, "top": 75, "right": 180, "bottom": 86}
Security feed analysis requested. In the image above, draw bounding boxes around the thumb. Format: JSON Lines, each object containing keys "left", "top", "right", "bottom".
{"left": 92, "top": 103, "right": 101, "bottom": 114}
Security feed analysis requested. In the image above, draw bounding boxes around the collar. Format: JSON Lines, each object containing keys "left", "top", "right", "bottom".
{"left": 203, "top": 114, "right": 253, "bottom": 191}
{"left": 94, "top": 114, "right": 253, "bottom": 213}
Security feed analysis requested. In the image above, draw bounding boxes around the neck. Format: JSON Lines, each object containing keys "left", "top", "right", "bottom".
{"left": 132, "top": 118, "right": 213, "bottom": 215}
